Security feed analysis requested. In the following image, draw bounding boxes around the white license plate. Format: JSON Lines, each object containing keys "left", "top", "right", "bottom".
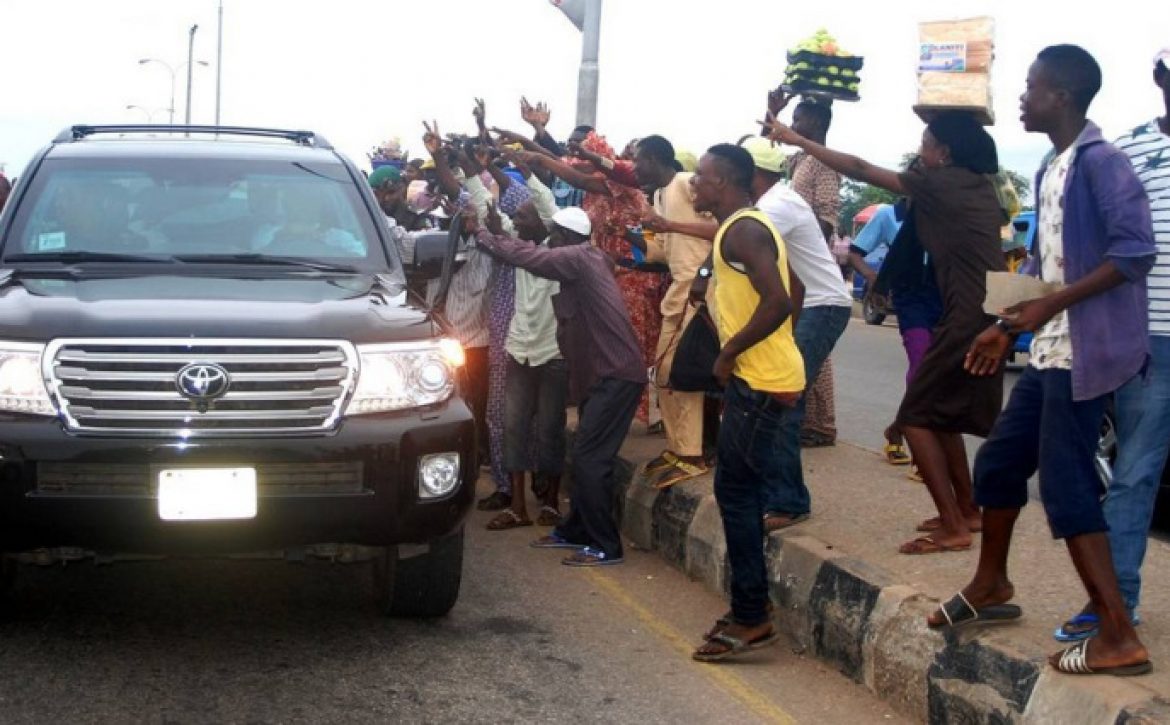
{"left": 158, "top": 468, "right": 257, "bottom": 521}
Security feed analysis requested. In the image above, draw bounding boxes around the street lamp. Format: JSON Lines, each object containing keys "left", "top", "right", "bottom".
{"left": 550, "top": 0, "right": 603, "bottom": 127}
{"left": 137, "top": 57, "right": 209, "bottom": 125}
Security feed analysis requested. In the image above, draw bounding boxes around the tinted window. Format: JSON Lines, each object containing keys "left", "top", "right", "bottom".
{"left": 3, "top": 156, "right": 394, "bottom": 270}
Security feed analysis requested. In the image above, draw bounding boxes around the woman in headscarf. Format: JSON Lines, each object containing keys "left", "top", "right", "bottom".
{"left": 483, "top": 163, "right": 534, "bottom": 514}
{"left": 766, "top": 110, "right": 1008, "bottom": 555}
{"left": 518, "top": 131, "right": 660, "bottom": 423}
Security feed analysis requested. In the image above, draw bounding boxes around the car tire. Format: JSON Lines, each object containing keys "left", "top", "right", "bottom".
{"left": 862, "top": 297, "right": 886, "bottom": 326}
{"left": 373, "top": 528, "right": 464, "bottom": 618}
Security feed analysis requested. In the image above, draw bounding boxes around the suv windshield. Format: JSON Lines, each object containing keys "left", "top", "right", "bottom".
{"left": 2, "top": 156, "right": 397, "bottom": 274}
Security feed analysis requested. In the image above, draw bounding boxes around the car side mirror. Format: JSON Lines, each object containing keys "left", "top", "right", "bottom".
{"left": 409, "top": 230, "right": 469, "bottom": 280}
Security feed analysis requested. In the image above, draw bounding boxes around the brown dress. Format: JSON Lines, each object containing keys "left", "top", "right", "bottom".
{"left": 895, "top": 166, "right": 1006, "bottom": 437}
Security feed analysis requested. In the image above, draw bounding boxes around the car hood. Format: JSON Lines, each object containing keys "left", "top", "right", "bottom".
{"left": 0, "top": 273, "right": 438, "bottom": 343}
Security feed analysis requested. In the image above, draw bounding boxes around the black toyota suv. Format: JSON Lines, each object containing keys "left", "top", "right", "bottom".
{"left": 0, "top": 125, "right": 475, "bottom": 616}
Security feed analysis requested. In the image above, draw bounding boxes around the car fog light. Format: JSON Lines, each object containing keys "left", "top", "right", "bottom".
{"left": 419, "top": 452, "right": 460, "bottom": 499}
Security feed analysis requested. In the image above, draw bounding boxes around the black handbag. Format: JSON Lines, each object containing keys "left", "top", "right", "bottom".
{"left": 668, "top": 303, "right": 722, "bottom": 393}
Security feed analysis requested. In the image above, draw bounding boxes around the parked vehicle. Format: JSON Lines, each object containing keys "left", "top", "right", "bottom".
{"left": 0, "top": 125, "right": 475, "bottom": 616}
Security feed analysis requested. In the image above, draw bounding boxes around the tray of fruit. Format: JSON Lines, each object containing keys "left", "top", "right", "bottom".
{"left": 786, "top": 28, "right": 864, "bottom": 70}
{"left": 783, "top": 28, "right": 864, "bottom": 101}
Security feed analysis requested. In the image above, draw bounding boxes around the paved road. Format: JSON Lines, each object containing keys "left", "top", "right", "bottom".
{"left": 0, "top": 495, "right": 907, "bottom": 724}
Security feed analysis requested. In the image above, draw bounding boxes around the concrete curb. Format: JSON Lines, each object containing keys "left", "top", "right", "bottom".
{"left": 615, "top": 462, "right": 1169, "bottom": 724}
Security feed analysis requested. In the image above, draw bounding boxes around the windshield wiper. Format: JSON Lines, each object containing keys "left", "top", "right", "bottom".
{"left": 5, "top": 251, "right": 176, "bottom": 264}
{"left": 173, "top": 253, "right": 362, "bottom": 274}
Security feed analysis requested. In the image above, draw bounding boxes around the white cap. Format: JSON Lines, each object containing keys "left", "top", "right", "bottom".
{"left": 552, "top": 206, "right": 592, "bottom": 237}
{"left": 1156, "top": 48, "right": 1170, "bottom": 69}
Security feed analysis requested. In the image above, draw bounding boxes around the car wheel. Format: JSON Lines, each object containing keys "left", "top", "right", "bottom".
{"left": 862, "top": 297, "right": 886, "bottom": 326}
{"left": 373, "top": 528, "right": 464, "bottom": 618}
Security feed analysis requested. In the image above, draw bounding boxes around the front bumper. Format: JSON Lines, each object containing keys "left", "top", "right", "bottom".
{"left": 0, "top": 401, "right": 475, "bottom": 554}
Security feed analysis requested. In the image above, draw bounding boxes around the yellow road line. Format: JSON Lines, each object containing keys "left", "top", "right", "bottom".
{"left": 585, "top": 569, "right": 797, "bottom": 725}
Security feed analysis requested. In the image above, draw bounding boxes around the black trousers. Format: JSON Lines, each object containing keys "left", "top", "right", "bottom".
{"left": 556, "top": 377, "right": 644, "bottom": 559}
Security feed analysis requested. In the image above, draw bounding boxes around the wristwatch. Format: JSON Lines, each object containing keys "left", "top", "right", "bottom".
{"left": 697, "top": 267, "right": 713, "bottom": 280}
{"left": 994, "top": 318, "right": 1014, "bottom": 335}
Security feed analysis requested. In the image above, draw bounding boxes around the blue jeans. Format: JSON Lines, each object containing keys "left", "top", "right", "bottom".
{"left": 764, "top": 305, "right": 851, "bottom": 516}
{"left": 716, "top": 377, "right": 799, "bottom": 625}
{"left": 1107, "top": 335, "right": 1170, "bottom": 612}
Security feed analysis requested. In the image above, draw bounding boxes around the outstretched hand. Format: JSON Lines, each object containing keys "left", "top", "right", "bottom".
{"left": 767, "top": 86, "right": 794, "bottom": 117}
{"left": 520, "top": 96, "right": 551, "bottom": 128}
{"left": 422, "top": 120, "right": 443, "bottom": 156}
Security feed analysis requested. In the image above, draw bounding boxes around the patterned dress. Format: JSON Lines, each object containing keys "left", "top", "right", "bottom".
{"left": 789, "top": 153, "right": 842, "bottom": 440}
{"left": 578, "top": 132, "right": 660, "bottom": 422}
{"left": 485, "top": 181, "right": 534, "bottom": 495}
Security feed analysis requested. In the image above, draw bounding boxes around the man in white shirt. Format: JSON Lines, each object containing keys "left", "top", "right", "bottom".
{"left": 739, "top": 136, "right": 853, "bottom": 531}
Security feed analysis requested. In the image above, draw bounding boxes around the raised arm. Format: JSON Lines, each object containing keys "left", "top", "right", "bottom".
{"left": 422, "top": 121, "right": 464, "bottom": 201}
{"left": 762, "top": 113, "right": 906, "bottom": 195}
{"left": 523, "top": 152, "right": 612, "bottom": 196}
{"left": 467, "top": 205, "right": 581, "bottom": 282}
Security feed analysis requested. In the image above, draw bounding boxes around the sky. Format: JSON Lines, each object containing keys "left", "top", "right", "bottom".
{"left": 1, "top": 0, "right": 1166, "bottom": 198}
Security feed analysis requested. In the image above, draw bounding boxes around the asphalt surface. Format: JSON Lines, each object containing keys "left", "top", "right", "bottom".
{"left": 0, "top": 487, "right": 907, "bottom": 724}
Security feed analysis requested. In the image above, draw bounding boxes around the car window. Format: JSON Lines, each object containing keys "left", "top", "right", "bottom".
{"left": 3, "top": 156, "right": 395, "bottom": 270}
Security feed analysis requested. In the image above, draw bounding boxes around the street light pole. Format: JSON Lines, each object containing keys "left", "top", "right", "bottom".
{"left": 549, "top": 0, "right": 602, "bottom": 127}
{"left": 125, "top": 105, "right": 155, "bottom": 123}
{"left": 185, "top": 24, "right": 198, "bottom": 125}
{"left": 139, "top": 59, "right": 177, "bottom": 124}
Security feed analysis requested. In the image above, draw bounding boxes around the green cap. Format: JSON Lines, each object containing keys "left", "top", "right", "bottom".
{"left": 368, "top": 165, "right": 402, "bottom": 189}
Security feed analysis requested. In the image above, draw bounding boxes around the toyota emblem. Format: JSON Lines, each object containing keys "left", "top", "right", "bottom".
{"left": 176, "top": 363, "right": 231, "bottom": 401}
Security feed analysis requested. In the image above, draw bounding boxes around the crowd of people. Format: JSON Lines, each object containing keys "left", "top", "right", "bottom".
{"left": 0, "top": 38, "right": 1152, "bottom": 676}
{"left": 363, "top": 41, "right": 1169, "bottom": 674}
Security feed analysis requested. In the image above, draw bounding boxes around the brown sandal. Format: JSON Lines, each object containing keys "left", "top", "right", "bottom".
{"left": 486, "top": 510, "right": 533, "bottom": 531}
{"left": 536, "top": 505, "right": 562, "bottom": 527}
{"left": 898, "top": 535, "right": 971, "bottom": 555}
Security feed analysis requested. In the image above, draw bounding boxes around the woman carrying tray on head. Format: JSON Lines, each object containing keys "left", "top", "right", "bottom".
{"left": 763, "top": 110, "right": 1009, "bottom": 555}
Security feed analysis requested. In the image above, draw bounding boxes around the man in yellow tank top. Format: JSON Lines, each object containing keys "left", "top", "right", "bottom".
{"left": 686, "top": 144, "right": 805, "bottom": 662}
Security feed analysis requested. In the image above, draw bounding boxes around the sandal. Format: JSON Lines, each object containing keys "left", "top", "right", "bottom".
{"left": 651, "top": 458, "right": 710, "bottom": 489}
{"left": 530, "top": 532, "right": 586, "bottom": 550}
{"left": 929, "top": 591, "right": 1022, "bottom": 631}
{"left": 644, "top": 451, "right": 679, "bottom": 477}
{"left": 486, "top": 510, "right": 533, "bottom": 531}
{"left": 898, "top": 535, "right": 971, "bottom": 555}
{"left": 1054, "top": 610, "right": 1141, "bottom": 643}
{"left": 693, "top": 627, "right": 780, "bottom": 662}
{"left": 1051, "top": 640, "right": 1153, "bottom": 677}
{"left": 703, "top": 603, "right": 776, "bottom": 640}
{"left": 884, "top": 443, "right": 912, "bottom": 465}
{"left": 536, "top": 505, "right": 562, "bottom": 527}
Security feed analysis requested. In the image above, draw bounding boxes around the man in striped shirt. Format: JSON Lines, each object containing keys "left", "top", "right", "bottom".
{"left": 1054, "top": 47, "right": 1170, "bottom": 643}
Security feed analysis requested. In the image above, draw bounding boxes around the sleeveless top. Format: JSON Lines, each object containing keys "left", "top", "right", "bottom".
{"left": 712, "top": 208, "right": 805, "bottom": 394}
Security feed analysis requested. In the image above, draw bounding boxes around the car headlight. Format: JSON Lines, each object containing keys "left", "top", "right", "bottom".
{"left": 344, "top": 339, "right": 462, "bottom": 415}
{"left": 0, "top": 342, "right": 55, "bottom": 416}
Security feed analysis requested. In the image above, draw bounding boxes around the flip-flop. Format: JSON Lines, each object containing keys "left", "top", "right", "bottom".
{"left": 486, "top": 510, "right": 533, "bottom": 531}
{"left": 764, "top": 512, "right": 810, "bottom": 533}
{"left": 703, "top": 603, "right": 777, "bottom": 640}
{"left": 644, "top": 451, "right": 680, "bottom": 477}
{"left": 906, "top": 464, "right": 924, "bottom": 484}
{"left": 652, "top": 459, "right": 710, "bottom": 489}
{"left": 693, "top": 629, "right": 780, "bottom": 662}
{"left": 1051, "top": 640, "right": 1153, "bottom": 677}
{"left": 899, "top": 536, "right": 971, "bottom": 555}
{"left": 536, "top": 505, "right": 562, "bottom": 527}
{"left": 884, "top": 443, "right": 912, "bottom": 465}
{"left": 1053, "top": 611, "right": 1141, "bottom": 643}
{"left": 929, "top": 591, "right": 1023, "bottom": 631}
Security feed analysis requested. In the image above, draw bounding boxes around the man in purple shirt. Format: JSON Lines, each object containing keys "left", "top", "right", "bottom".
{"left": 470, "top": 203, "right": 646, "bottom": 567}
{"left": 939, "top": 45, "right": 1156, "bottom": 678}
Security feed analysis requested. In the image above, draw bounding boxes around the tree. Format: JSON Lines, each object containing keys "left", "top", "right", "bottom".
{"left": 839, "top": 180, "right": 897, "bottom": 235}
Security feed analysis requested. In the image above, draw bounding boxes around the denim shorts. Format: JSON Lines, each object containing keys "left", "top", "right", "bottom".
{"left": 973, "top": 366, "right": 1108, "bottom": 539}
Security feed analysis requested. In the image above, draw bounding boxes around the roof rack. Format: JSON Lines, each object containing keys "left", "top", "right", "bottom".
{"left": 54, "top": 125, "right": 333, "bottom": 149}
